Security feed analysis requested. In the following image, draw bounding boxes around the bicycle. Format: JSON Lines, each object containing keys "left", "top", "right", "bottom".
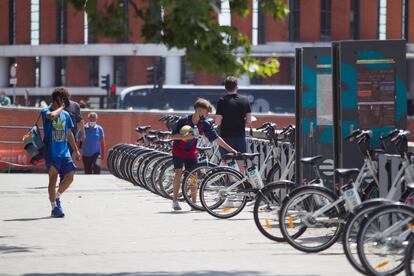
{"left": 198, "top": 124, "right": 296, "bottom": 219}
{"left": 357, "top": 202, "right": 414, "bottom": 275}
{"left": 278, "top": 129, "right": 392, "bottom": 253}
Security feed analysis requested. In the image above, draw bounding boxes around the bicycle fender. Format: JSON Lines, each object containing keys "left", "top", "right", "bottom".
{"left": 352, "top": 198, "right": 395, "bottom": 214}
{"left": 258, "top": 181, "right": 296, "bottom": 195}
{"left": 203, "top": 166, "right": 244, "bottom": 179}
{"left": 281, "top": 185, "right": 339, "bottom": 206}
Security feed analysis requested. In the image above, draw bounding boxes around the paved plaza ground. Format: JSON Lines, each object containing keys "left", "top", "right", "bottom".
{"left": 0, "top": 174, "right": 357, "bottom": 276}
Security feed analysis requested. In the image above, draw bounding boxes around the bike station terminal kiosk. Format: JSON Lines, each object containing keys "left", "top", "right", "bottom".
{"left": 332, "top": 40, "right": 407, "bottom": 184}
{"left": 296, "top": 40, "right": 408, "bottom": 188}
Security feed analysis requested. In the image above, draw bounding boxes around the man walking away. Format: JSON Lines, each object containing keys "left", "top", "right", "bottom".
{"left": 81, "top": 112, "right": 105, "bottom": 174}
{"left": 215, "top": 75, "right": 252, "bottom": 172}
{"left": 42, "top": 87, "right": 81, "bottom": 218}
{"left": 63, "top": 96, "right": 85, "bottom": 154}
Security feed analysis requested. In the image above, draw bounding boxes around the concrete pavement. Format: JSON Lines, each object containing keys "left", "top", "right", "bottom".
{"left": 0, "top": 173, "right": 357, "bottom": 276}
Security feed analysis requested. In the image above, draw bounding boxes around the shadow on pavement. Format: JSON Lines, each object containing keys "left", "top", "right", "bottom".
{"left": 156, "top": 211, "right": 192, "bottom": 215}
{"left": 23, "top": 272, "right": 316, "bottom": 276}
{"left": 192, "top": 218, "right": 251, "bottom": 221}
{"left": 0, "top": 245, "right": 37, "bottom": 254}
{"left": 4, "top": 216, "right": 52, "bottom": 222}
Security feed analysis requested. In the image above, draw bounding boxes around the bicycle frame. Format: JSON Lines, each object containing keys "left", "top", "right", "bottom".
{"left": 384, "top": 156, "right": 413, "bottom": 201}
{"left": 300, "top": 156, "right": 379, "bottom": 219}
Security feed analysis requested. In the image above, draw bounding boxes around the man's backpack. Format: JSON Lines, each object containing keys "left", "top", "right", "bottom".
{"left": 22, "top": 112, "right": 46, "bottom": 163}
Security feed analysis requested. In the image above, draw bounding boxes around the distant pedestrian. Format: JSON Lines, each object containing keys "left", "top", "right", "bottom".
{"left": 0, "top": 91, "right": 11, "bottom": 106}
{"left": 81, "top": 112, "right": 105, "bottom": 174}
{"left": 42, "top": 87, "right": 81, "bottom": 218}
{"left": 216, "top": 76, "right": 252, "bottom": 172}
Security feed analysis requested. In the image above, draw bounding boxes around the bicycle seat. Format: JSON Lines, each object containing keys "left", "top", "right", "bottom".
{"left": 405, "top": 182, "right": 414, "bottom": 191}
{"left": 197, "top": 146, "right": 212, "bottom": 152}
{"left": 335, "top": 168, "right": 360, "bottom": 178}
{"left": 300, "top": 155, "right": 323, "bottom": 165}
{"left": 157, "top": 131, "right": 171, "bottom": 136}
{"left": 146, "top": 135, "right": 158, "bottom": 141}
{"left": 136, "top": 126, "right": 151, "bottom": 132}
{"left": 222, "top": 152, "right": 260, "bottom": 161}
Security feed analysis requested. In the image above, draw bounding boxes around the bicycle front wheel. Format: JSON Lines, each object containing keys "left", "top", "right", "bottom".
{"left": 341, "top": 199, "right": 393, "bottom": 275}
{"left": 357, "top": 203, "right": 414, "bottom": 276}
{"left": 199, "top": 168, "right": 248, "bottom": 219}
{"left": 279, "top": 186, "right": 344, "bottom": 253}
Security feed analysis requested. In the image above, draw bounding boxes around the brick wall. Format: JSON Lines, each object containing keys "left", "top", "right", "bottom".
{"left": 387, "top": 0, "right": 403, "bottom": 39}
{"left": 299, "top": 0, "right": 320, "bottom": 41}
{"left": 193, "top": 71, "right": 222, "bottom": 85}
{"left": 40, "top": 0, "right": 57, "bottom": 44}
{"left": 360, "top": 0, "right": 378, "bottom": 39}
{"left": 265, "top": 14, "right": 289, "bottom": 42}
{"left": 66, "top": 57, "right": 90, "bottom": 86}
{"left": 231, "top": 0, "right": 253, "bottom": 41}
{"left": 0, "top": 1, "right": 9, "bottom": 45}
{"left": 331, "top": 0, "right": 351, "bottom": 40}
{"left": 67, "top": 4, "right": 84, "bottom": 43}
{"left": 15, "top": 0, "right": 31, "bottom": 45}
{"left": 0, "top": 107, "right": 294, "bottom": 170}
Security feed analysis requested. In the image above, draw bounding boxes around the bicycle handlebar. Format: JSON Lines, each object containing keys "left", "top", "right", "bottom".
{"left": 345, "top": 129, "right": 362, "bottom": 141}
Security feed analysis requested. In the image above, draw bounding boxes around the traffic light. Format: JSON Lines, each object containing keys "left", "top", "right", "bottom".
{"left": 146, "top": 66, "right": 155, "bottom": 85}
{"left": 100, "top": 74, "right": 110, "bottom": 90}
{"left": 146, "top": 62, "right": 164, "bottom": 90}
{"left": 110, "top": 84, "right": 116, "bottom": 96}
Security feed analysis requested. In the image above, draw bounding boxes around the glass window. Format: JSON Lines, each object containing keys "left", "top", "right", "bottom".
{"left": 31, "top": 0, "right": 39, "bottom": 45}
{"left": 56, "top": 0, "right": 67, "bottom": 43}
{"left": 320, "top": 0, "right": 331, "bottom": 41}
{"left": 350, "top": 0, "right": 360, "bottom": 39}
{"left": 288, "top": 0, "right": 300, "bottom": 41}
{"left": 55, "top": 57, "right": 66, "bottom": 86}
{"left": 9, "top": 0, "right": 15, "bottom": 44}
{"left": 378, "top": 0, "right": 387, "bottom": 40}
{"left": 114, "top": 56, "right": 127, "bottom": 86}
{"left": 181, "top": 57, "right": 194, "bottom": 84}
{"left": 402, "top": 0, "right": 409, "bottom": 40}
{"left": 89, "top": 56, "right": 99, "bottom": 86}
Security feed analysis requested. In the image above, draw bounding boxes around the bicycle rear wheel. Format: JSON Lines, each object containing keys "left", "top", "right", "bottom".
{"left": 253, "top": 181, "right": 297, "bottom": 242}
{"left": 279, "top": 186, "right": 344, "bottom": 253}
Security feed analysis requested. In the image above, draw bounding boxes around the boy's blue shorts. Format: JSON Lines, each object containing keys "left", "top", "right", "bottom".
{"left": 46, "top": 156, "right": 76, "bottom": 177}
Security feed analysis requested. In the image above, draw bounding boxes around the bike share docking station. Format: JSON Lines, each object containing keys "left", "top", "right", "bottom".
{"left": 295, "top": 47, "right": 334, "bottom": 188}
{"left": 296, "top": 40, "right": 408, "bottom": 198}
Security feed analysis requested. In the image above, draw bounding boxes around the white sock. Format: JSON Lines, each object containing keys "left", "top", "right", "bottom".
{"left": 51, "top": 201, "right": 57, "bottom": 209}
{"left": 56, "top": 192, "right": 61, "bottom": 200}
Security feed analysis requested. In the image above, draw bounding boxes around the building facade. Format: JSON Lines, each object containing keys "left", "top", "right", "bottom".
{"left": 0, "top": 0, "right": 413, "bottom": 105}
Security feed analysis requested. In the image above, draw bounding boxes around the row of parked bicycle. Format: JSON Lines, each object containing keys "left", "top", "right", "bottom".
{"left": 107, "top": 114, "right": 414, "bottom": 275}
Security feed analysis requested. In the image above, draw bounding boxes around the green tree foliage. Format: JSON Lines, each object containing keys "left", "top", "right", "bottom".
{"left": 66, "top": 0, "right": 289, "bottom": 78}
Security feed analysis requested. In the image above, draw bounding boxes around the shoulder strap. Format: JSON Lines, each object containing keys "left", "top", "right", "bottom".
{"left": 34, "top": 111, "right": 42, "bottom": 126}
